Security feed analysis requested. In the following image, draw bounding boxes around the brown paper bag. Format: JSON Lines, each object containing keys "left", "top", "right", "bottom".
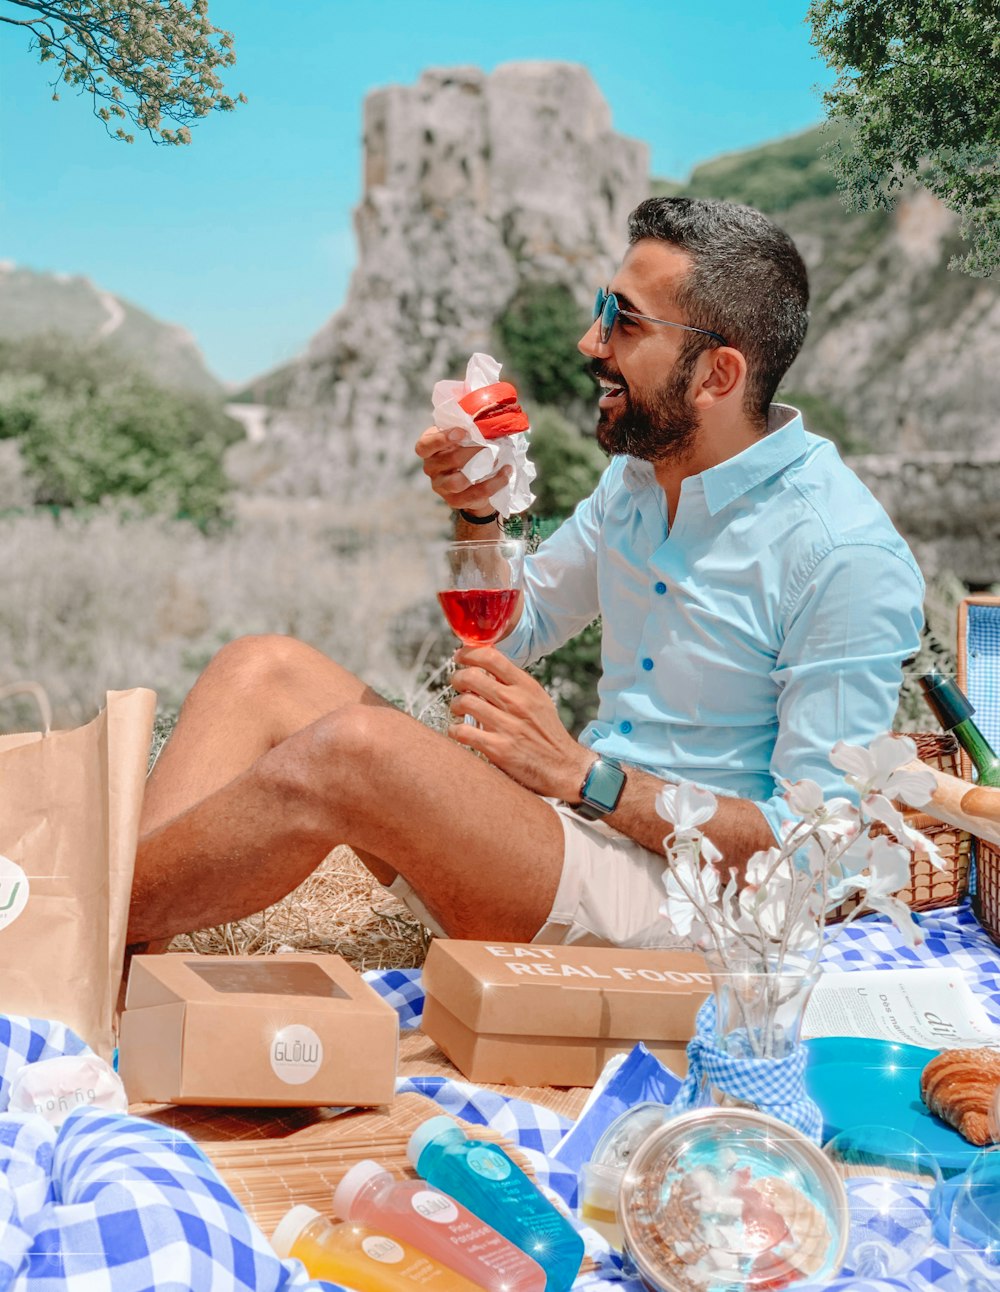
{"left": 0, "top": 687, "right": 156, "bottom": 1060}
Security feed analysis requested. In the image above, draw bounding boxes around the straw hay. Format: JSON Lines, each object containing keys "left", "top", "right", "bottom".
{"left": 167, "top": 844, "right": 431, "bottom": 971}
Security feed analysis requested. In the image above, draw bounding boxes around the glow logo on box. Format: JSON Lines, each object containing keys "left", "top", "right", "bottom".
{"left": 0, "top": 856, "right": 29, "bottom": 931}
{"left": 269, "top": 1024, "right": 323, "bottom": 1085}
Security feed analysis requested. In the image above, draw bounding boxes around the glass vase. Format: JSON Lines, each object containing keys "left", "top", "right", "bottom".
{"left": 700, "top": 951, "right": 821, "bottom": 1112}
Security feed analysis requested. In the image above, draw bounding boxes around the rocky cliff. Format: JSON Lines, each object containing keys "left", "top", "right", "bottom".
{"left": 238, "top": 63, "right": 648, "bottom": 496}
{"left": 657, "top": 126, "right": 1000, "bottom": 456}
{"left": 236, "top": 61, "right": 999, "bottom": 589}
{"left": 780, "top": 188, "right": 1000, "bottom": 456}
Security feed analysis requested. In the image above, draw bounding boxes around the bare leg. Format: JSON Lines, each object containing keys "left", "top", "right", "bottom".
{"left": 129, "top": 636, "right": 565, "bottom": 944}
{"left": 142, "top": 635, "right": 388, "bottom": 833}
{"left": 141, "top": 634, "right": 398, "bottom": 887}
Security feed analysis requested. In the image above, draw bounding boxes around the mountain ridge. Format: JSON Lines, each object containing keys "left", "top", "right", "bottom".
{"left": 0, "top": 263, "right": 222, "bottom": 397}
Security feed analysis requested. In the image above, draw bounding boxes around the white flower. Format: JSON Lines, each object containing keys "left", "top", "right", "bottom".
{"left": 783, "top": 779, "right": 852, "bottom": 824}
{"left": 865, "top": 834, "right": 912, "bottom": 894}
{"left": 830, "top": 733, "right": 934, "bottom": 804}
{"left": 744, "top": 847, "right": 782, "bottom": 889}
{"left": 865, "top": 794, "right": 947, "bottom": 870}
{"left": 660, "top": 855, "right": 716, "bottom": 941}
{"left": 860, "top": 837, "right": 924, "bottom": 947}
{"left": 656, "top": 782, "right": 718, "bottom": 834}
{"left": 737, "top": 874, "right": 820, "bottom": 952}
{"left": 782, "top": 778, "right": 826, "bottom": 816}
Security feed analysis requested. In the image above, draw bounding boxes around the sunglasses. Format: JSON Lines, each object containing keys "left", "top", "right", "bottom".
{"left": 593, "top": 287, "right": 728, "bottom": 348}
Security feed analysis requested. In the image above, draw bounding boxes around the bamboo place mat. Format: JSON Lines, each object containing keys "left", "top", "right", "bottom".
{"left": 199, "top": 1093, "right": 535, "bottom": 1232}
{"left": 131, "top": 1046, "right": 597, "bottom": 1275}
{"left": 173, "top": 1095, "right": 598, "bottom": 1275}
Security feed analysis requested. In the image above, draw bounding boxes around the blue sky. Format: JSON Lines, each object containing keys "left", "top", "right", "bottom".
{"left": 0, "top": 1, "right": 835, "bottom": 385}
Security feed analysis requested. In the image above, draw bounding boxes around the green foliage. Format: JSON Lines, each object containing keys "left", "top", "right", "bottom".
{"left": 1, "top": 0, "right": 245, "bottom": 144}
{"left": 533, "top": 616, "right": 603, "bottom": 737}
{"left": 495, "top": 282, "right": 594, "bottom": 409}
{"left": 662, "top": 125, "right": 846, "bottom": 214}
{"left": 808, "top": 0, "right": 1000, "bottom": 275}
{"left": 526, "top": 406, "right": 607, "bottom": 518}
{"left": 514, "top": 412, "right": 608, "bottom": 736}
{"left": 0, "top": 336, "right": 241, "bottom": 523}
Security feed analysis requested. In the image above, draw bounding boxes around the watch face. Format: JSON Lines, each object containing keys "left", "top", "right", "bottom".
{"left": 584, "top": 758, "right": 626, "bottom": 812}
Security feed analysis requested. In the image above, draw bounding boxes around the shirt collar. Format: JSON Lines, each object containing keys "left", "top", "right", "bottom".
{"left": 622, "top": 404, "right": 808, "bottom": 515}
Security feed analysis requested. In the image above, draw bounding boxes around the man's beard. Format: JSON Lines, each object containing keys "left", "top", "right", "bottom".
{"left": 591, "top": 351, "right": 701, "bottom": 463}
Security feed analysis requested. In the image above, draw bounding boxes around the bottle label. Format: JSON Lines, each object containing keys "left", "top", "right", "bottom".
{"left": 362, "top": 1235, "right": 405, "bottom": 1264}
{"left": 269, "top": 1024, "right": 324, "bottom": 1085}
{"left": 466, "top": 1146, "right": 512, "bottom": 1181}
{"left": 411, "top": 1189, "right": 459, "bottom": 1224}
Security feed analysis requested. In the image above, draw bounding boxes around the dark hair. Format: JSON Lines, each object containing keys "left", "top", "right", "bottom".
{"left": 627, "top": 197, "right": 810, "bottom": 421}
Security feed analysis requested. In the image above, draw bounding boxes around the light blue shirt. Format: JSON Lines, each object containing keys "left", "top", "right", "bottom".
{"left": 501, "top": 405, "right": 924, "bottom": 838}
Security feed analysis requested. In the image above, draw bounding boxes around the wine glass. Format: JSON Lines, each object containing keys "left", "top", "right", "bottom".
{"left": 949, "top": 1148, "right": 1000, "bottom": 1290}
{"left": 823, "top": 1124, "right": 942, "bottom": 1281}
{"left": 436, "top": 538, "right": 525, "bottom": 647}
{"left": 435, "top": 538, "right": 524, "bottom": 725}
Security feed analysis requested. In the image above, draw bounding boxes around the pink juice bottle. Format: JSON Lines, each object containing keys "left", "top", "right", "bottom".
{"left": 332, "top": 1160, "right": 548, "bottom": 1292}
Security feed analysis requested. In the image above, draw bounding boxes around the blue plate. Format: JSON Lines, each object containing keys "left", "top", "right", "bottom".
{"left": 805, "top": 1036, "right": 981, "bottom": 1174}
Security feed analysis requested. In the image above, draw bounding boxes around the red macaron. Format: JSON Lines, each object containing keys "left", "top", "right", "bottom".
{"left": 458, "top": 381, "right": 530, "bottom": 439}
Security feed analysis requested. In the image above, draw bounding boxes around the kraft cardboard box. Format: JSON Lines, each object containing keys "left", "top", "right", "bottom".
{"left": 421, "top": 941, "right": 710, "bottom": 1087}
{"left": 119, "top": 953, "right": 398, "bottom": 1107}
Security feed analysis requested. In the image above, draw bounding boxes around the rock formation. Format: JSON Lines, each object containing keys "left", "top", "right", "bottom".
{"left": 246, "top": 63, "right": 648, "bottom": 497}
{"left": 781, "top": 188, "right": 1000, "bottom": 457}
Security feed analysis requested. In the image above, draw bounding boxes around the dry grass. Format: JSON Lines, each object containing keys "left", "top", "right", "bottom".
{"left": 166, "top": 845, "right": 432, "bottom": 971}
{"left": 0, "top": 492, "right": 457, "bottom": 970}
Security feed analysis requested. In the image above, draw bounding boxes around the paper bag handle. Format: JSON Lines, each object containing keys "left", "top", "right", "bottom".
{"left": 0, "top": 682, "right": 53, "bottom": 736}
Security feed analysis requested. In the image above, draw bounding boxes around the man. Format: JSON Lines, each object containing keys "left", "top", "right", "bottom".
{"left": 128, "top": 197, "right": 923, "bottom": 950}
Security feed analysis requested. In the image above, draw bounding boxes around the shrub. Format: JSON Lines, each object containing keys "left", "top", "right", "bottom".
{"left": 0, "top": 337, "right": 242, "bottom": 524}
{"left": 495, "top": 283, "right": 594, "bottom": 409}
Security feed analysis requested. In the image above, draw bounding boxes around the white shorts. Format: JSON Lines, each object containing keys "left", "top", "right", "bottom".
{"left": 386, "top": 800, "right": 684, "bottom": 950}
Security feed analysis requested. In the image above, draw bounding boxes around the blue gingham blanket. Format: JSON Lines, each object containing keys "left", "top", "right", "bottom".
{"left": 2, "top": 904, "right": 998, "bottom": 1291}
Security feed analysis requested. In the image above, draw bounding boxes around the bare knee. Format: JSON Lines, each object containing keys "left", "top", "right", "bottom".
{"left": 207, "top": 634, "right": 325, "bottom": 696}
{"left": 256, "top": 703, "right": 411, "bottom": 825}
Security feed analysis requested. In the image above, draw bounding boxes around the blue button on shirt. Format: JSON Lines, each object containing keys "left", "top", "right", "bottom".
{"left": 500, "top": 406, "right": 924, "bottom": 839}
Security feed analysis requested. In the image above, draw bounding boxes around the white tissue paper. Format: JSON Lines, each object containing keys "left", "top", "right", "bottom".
{"left": 432, "top": 352, "right": 536, "bottom": 518}
{"left": 9, "top": 1053, "right": 128, "bottom": 1127}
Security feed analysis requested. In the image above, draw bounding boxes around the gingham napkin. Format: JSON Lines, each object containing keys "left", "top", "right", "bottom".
{"left": 669, "top": 994, "right": 824, "bottom": 1142}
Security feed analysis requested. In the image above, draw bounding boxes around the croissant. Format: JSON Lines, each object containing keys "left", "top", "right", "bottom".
{"left": 921, "top": 1048, "right": 1000, "bottom": 1146}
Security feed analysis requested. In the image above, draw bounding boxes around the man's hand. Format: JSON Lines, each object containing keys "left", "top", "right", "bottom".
{"left": 448, "top": 645, "right": 594, "bottom": 800}
{"left": 415, "top": 425, "right": 511, "bottom": 516}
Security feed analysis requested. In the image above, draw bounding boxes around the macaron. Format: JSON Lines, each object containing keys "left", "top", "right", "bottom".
{"left": 458, "top": 381, "right": 530, "bottom": 439}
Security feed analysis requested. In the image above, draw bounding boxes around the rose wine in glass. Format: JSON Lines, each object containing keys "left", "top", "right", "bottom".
{"left": 436, "top": 539, "right": 525, "bottom": 648}
{"left": 436, "top": 538, "right": 524, "bottom": 726}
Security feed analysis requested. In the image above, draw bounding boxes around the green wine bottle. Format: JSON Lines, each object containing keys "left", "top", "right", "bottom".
{"left": 919, "top": 670, "right": 1000, "bottom": 788}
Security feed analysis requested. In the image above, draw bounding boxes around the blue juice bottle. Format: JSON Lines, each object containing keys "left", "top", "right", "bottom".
{"left": 407, "top": 1115, "right": 585, "bottom": 1292}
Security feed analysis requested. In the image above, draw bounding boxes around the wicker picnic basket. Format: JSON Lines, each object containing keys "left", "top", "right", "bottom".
{"left": 958, "top": 594, "right": 1000, "bottom": 948}
{"left": 975, "top": 840, "right": 1000, "bottom": 945}
{"left": 832, "top": 730, "right": 972, "bottom": 921}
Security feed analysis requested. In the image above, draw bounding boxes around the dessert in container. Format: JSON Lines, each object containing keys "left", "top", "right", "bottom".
{"left": 619, "top": 1108, "right": 848, "bottom": 1292}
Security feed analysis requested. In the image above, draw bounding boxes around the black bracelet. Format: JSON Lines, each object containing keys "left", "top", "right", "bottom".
{"left": 459, "top": 509, "right": 500, "bottom": 525}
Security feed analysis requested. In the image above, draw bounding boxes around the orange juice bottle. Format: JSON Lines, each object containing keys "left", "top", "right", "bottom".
{"left": 271, "top": 1205, "right": 481, "bottom": 1291}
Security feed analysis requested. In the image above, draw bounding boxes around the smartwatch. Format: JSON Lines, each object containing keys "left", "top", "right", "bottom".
{"left": 572, "top": 756, "right": 627, "bottom": 820}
